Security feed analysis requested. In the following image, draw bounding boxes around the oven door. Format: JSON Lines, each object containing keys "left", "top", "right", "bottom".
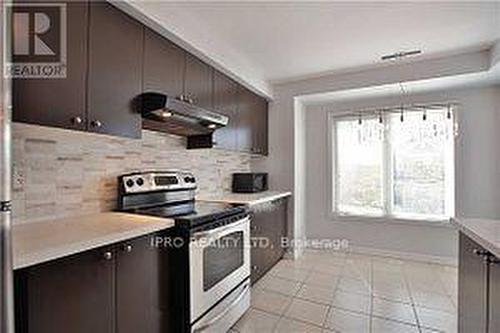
{"left": 189, "top": 216, "right": 250, "bottom": 323}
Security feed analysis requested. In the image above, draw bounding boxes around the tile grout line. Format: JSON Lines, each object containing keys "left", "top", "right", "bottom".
{"left": 402, "top": 264, "right": 423, "bottom": 333}
{"left": 369, "top": 257, "right": 374, "bottom": 333}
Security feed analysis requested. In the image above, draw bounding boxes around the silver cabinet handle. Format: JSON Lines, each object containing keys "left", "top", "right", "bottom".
{"left": 71, "top": 116, "right": 83, "bottom": 125}
{"left": 123, "top": 244, "right": 133, "bottom": 253}
{"left": 103, "top": 251, "right": 113, "bottom": 260}
{"left": 91, "top": 120, "right": 102, "bottom": 128}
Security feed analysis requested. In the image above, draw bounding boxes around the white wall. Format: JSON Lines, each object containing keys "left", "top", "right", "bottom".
{"left": 304, "top": 85, "right": 500, "bottom": 261}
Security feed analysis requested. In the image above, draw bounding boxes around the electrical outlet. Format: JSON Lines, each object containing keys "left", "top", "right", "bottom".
{"left": 12, "top": 163, "right": 25, "bottom": 191}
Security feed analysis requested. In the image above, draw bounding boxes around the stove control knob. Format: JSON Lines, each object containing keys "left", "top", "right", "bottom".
{"left": 190, "top": 177, "right": 196, "bottom": 183}
{"left": 184, "top": 176, "right": 191, "bottom": 183}
{"left": 136, "top": 177, "right": 144, "bottom": 186}
{"left": 126, "top": 179, "right": 134, "bottom": 188}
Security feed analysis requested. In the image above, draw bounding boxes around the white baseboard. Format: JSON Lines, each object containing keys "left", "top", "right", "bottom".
{"left": 302, "top": 245, "right": 458, "bottom": 267}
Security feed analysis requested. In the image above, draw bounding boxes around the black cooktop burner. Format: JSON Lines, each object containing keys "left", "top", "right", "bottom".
{"left": 133, "top": 200, "right": 248, "bottom": 229}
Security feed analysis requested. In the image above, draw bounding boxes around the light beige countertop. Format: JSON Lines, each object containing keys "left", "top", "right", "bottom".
{"left": 198, "top": 191, "right": 292, "bottom": 207}
{"left": 451, "top": 217, "right": 500, "bottom": 258}
{"left": 13, "top": 212, "right": 175, "bottom": 270}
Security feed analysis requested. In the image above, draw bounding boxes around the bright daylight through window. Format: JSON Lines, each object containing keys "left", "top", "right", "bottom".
{"left": 333, "top": 108, "right": 455, "bottom": 221}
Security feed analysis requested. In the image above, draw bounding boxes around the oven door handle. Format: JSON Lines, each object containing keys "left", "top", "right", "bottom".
{"left": 192, "top": 282, "right": 250, "bottom": 333}
{"left": 191, "top": 217, "right": 249, "bottom": 241}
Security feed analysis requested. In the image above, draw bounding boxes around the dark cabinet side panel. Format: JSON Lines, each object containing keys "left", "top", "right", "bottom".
{"left": 212, "top": 70, "right": 238, "bottom": 150}
{"left": 15, "top": 248, "right": 115, "bottom": 333}
{"left": 87, "top": 2, "right": 142, "bottom": 138}
{"left": 458, "top": 232, "right": 488, "bottom": 333}
{"left": 489, "top": 257, "right": 500, "bottom": 333}
{"left": 184, "top": 53, "right": 213, "bottom": 110}
{"left": 143, "top": 28, "right": 185, "bottom": 97}
{"left": 12, "top": 0, "right": 88, "bottom": 131}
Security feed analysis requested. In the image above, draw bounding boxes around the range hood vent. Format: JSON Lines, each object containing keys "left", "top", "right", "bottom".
{"left": 139, "top": 92, "right": 229, "bottom": 148}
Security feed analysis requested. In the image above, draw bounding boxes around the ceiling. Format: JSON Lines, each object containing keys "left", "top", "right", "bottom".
{"left": 130, "top": 1, "right": 500, "bottom": 86}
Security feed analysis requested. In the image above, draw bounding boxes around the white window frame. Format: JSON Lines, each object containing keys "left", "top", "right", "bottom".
{"left": 328, "top": 110, "right": 456, "bottom": 225}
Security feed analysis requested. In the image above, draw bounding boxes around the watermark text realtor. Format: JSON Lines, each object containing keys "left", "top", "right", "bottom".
{"left": 4, "top": 2, "right": 67, "bottom": 78}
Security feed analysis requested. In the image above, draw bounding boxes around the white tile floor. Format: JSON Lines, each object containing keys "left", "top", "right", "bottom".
{"left": 232, "top": 250, "right": 458, "bottom": 333}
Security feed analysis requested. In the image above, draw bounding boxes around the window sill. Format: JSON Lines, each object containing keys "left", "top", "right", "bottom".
{"left": 329, "top": 212, "right": 454, "bottom": 228}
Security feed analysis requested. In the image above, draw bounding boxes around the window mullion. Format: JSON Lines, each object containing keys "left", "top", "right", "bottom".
{"left": 383, "top": 115, "right": 393, "bottom": 216}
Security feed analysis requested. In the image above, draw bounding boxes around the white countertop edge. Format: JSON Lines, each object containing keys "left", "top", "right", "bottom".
{"left": 451, "top": 218, "right": 500, "bottom": 259}
{"left": 14, "top": 219, "right": 174, "bottom": 270}
{"left": 198, "top": 191, "right": 292, "bottom": 206}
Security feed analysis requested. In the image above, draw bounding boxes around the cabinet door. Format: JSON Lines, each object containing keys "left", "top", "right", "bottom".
{"left": 184, "top": 53, "right": 213, "bottom": 109}
{"left": 212, "top": 70, "right": 238, "bottom": 150}
{"left": 250, "top": 211, "right": 268, "bottom": 284}
{"left": 254, "top": 97, "right": 269, "bottom": 155}
{"left": 12, "top": 0, "right": 88, "bottom": 131}
{"left": 489, "top": 257, "right": 500, "bottom": 332}
{"left": 250, "top": 199, "right": 288, "bottom": 284}
{"left": 87, "top": 2, "right": 142, "bottom": 138}
{"left": 116, "top": 236, "right": 155, "bottom": 333}
{"left": 143, "top": 28, "right": 185, "bottom": 98}
{"left": 458, "top": 232, "right": 488, "bottom": 333}
{"left": 235, "top": 87, "right": 254, "bottom": 153}
{"left": 15, "top": 247, "right": 115, "bottom": 333}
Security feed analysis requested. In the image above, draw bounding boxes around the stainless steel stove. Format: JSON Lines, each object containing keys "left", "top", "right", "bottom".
{"left": 118, "top": 171, "right": 251, "bottom": 333}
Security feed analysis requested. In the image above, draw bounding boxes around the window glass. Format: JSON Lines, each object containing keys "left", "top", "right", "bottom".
{"left": 336, "top": 118, "right": 384, "bottom": 215}
{"left": 390, "top": 111, "right": 453, "bottom": 218}
{"left": 333, "top": 108, "right": 454, "bottom": 220}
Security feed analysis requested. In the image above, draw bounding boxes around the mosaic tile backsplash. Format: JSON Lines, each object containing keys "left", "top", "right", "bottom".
{"left": 12, "top": 123, "right": 254, "bottom": 224}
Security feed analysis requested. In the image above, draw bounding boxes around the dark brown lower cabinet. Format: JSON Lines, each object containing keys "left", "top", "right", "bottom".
{"left": 489, "top": 260, "right": 500, "bottom": 332}
{"left": 15, "top": 246, "right": 115, "bottom": 333}
{"left": 15, "top": 232, "right": 172, "bottom": 333}
{"left": 458, "top": 232, "right": 488, "bottom": 333}
{"left": 250, "top": 198, "right": 288, "bottom": 284}
{"left": 458, "top": 231, "right": 500, "bottom": 333}
{"left": 115, "top": 236, "right": 154, "bottom": 333}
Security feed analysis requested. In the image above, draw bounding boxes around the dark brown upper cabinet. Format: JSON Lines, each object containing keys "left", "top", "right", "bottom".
{"left": 87, "top": 2, "right": 143, "bottom": 139}
{"left": 143, "top": 28, "right": 185, "bottom": 98}
{"left": 254, "top": 95, "right": 269, "bottom": 155}
{"left": 12, "top": 0, "right": 89, "bottom": 131}
{"left": 184, "top": 53, "right": 213, "bottom": 110}
{"left": 235, "top": 87, "right": 255, "bottom": 153}
{"left": 236, "top": 86, "right": 268, "bottom": 155}
{"left": 212, "top": 70, "right": 238, "bottom": 150}
{"left": 11, "top": 0, "right": 269, "bottom": 152}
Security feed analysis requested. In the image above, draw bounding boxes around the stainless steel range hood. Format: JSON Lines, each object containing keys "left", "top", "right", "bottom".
{"left": 139, "top": 92, "right": 229, "bottom": 139}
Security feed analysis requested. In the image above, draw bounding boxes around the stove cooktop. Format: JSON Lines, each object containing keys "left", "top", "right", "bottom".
{"left": 133, "top": 200, "right": 248, "bottom": 229}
